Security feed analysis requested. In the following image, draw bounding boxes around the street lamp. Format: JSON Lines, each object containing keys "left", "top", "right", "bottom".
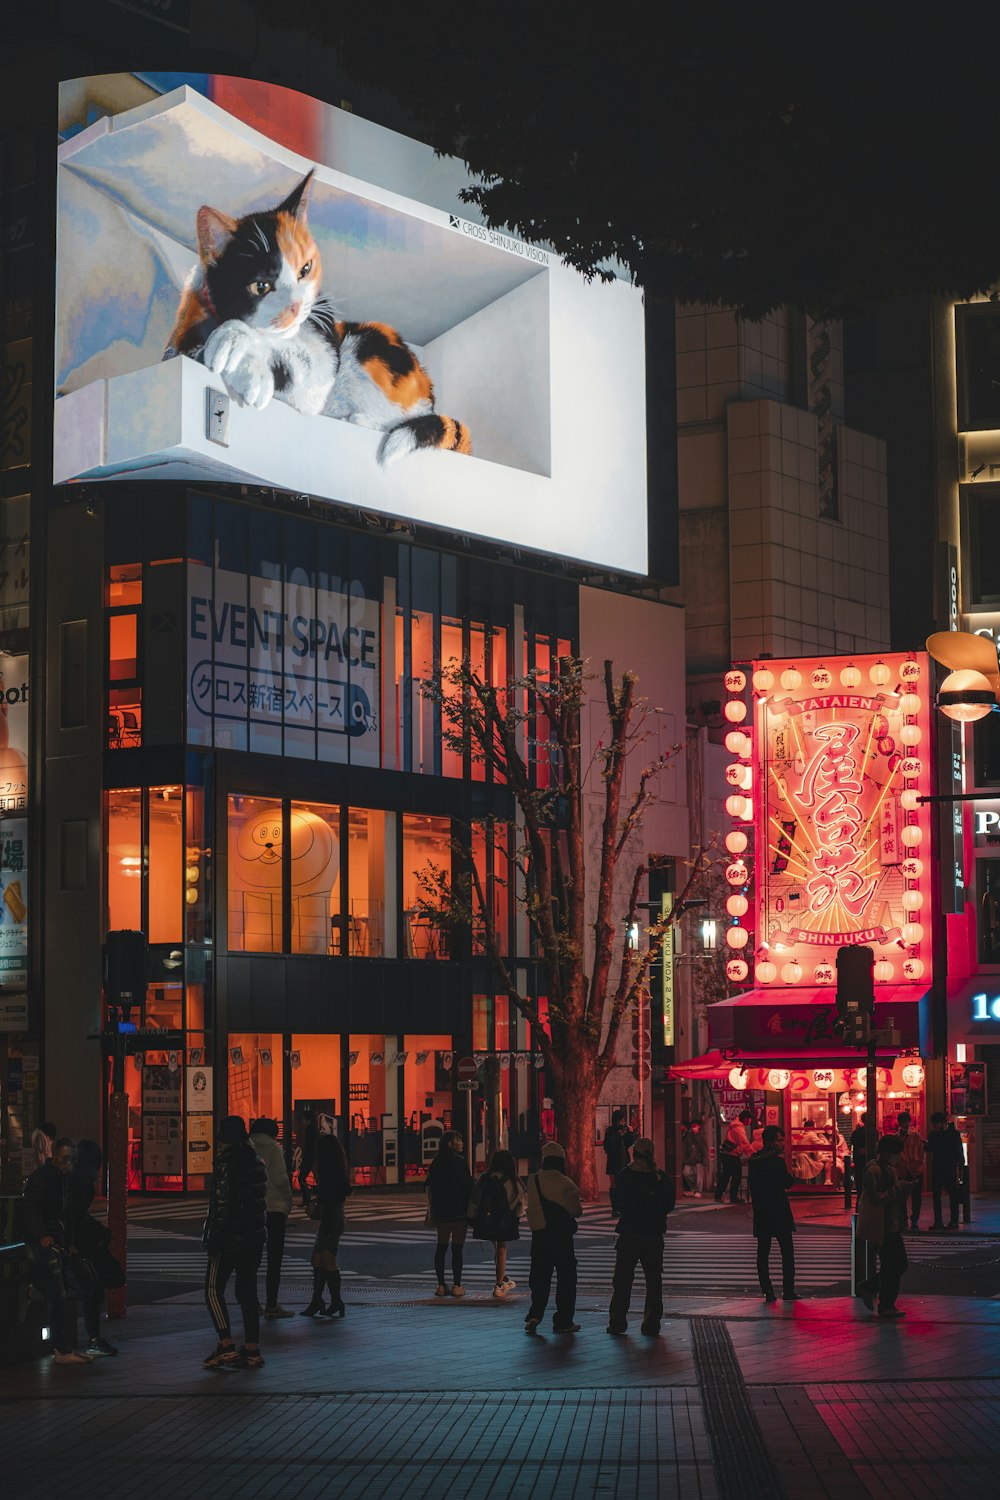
{"left": 926, "top": 631, "right": 1000, "bottom": 719}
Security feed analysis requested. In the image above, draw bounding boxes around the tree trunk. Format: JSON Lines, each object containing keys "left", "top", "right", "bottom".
{"left": 551, "top": 1059, "right": 601, "bottom": 1201}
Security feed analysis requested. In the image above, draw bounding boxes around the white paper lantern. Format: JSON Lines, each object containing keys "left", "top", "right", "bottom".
{"left": 752, "top": 667, "right": 775, "bottom": 692}
{"left": 725, "top": 700, "right": 748, "bottom": 723}
{"left": 767, "top": 1069, "right": 791, "bottom": 1090}
{"left": 901, "top": 921, "right": 923, "bottom": 946}
{"left": 729, "top": 1066, "right": 750, "bottom": 1090}
{"left": 899, "top": 692, "right": 921, "bottom": 716}
{"left": 840, "top": 662, "right": 862, "bottom": 688}
{"left": 900, "top": 788, "right": 920, "bottom": 811}
{"left": 780, "top": 667, "right": 802, "bottom": 690}
{"left": 725, "top": 830, "right": 748, "bottom": 855}
{"left": 902, "top": 957, "right": 924, "bottom": 980}
{"left": 874, "top": 959, "right": 894, "bottom": 983}
{"left": 726, "top": 860, "right": 749, "bottom": 885}
{"left": 726, "top": 794, "right": 752, "bottom": 819}
{"left": 726, "top": 925, "right": 750, "bottom": 949}
{"left": 726, "top": 893, "right": 749, "bottom": 918}
{"left": 780, "top": 960, "right": 803, "bottom": 984}
{"left": 902, "top": 890, "right": 923, "bottom": 912}
{"left": 869, "top": 661, "right": 892, "bottom": 686}
{"left": 900, "top": 825, "right": 922, "bottom": 847}
{"left": 900, "top": 658, "right": 921, "bottom": 683}
{"left": 755, "top": 960, "right": 777, "bottom": 983}
{"left": 726, "top": 958, "right": 749, "bottom": 982}
{"left": 811, "top": 665, "right": 833, "bottom": 688}
{"left": 725, "top": 731, "right": 751, "bottom": 756}
{"left": 813, "top": 963, "right": 835, "bottom": 985}
{"left": 812, "top": 1069, "right": 835, "bottom": 1089}
{"left": 725, "top": 669, "right": 747, "bottom": 692}
{"left": 901, "top": 857, "right": 923, "bottom": 879}
{"left": 901, "top": 1063, "right": 925, "bottom": 1089}
{"left": 900, "top": 723, "right": 922, "bottom": 746}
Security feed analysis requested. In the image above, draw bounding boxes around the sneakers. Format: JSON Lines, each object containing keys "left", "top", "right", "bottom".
{"left": 492, "top": 1285, "right": 507, "bottom": 1299}
{"left": 502, "top": 1276, "right": 516, "bottom": 1290}
{"left": 264, "top": 1305, "right": 294, "bottom": 1320}
{"left": 434, "top": 1284, "right": 449, "bottom": 1299}
{"left": 203, "top": 1342, "right": 240, "bottom": 1369}
{"left": 451, "top": 1285, "right": 465, "bottom": 1298}
{"left": 53, "top": 1349, "right": 93, "bottom": 1365}
{"left": 86, "top": 1337, "right": 119, "bottom": 1357}
{"left": 230, "top": 1345, "right": 265, "bottom": 1368}
{"left": 553, "top": 1322, "right": 580, "bottom": 1333}
{"left": 524, "top": 1315, "right": 540, "bottom": 1333}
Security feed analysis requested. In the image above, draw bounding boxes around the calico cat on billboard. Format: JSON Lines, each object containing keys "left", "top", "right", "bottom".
{"left": 54, "top": 74, "right": 648, "bottom": 575}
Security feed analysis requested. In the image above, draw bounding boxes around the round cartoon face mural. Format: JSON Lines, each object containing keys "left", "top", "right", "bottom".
{"left": 232, "top": 805, "right": 338, "bottom": 894}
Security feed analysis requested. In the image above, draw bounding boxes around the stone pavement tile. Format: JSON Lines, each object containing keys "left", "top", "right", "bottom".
{"left": 726, "top": 1296, "right": 1000, "bottom": 1385}
{"left": 1, "top": 1391, "right": 717, "bottom": 1500}
{"left": 0, "top": 1302, "right": 698, "bottom": 1396}
{"left": 747, "top": 1387, "right": 859, "bottom": 1500}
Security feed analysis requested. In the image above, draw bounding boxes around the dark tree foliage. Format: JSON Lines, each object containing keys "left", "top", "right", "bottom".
{"left": 262, "top": 6, "right": 1000, "bottom": 319}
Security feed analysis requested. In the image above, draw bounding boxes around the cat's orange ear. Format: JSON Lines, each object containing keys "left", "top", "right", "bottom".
{"left": 196, "top": 206, "right": 239, "bottom": 264}
{"left": 277, "top": 170, "right": 314, "bottom": 224}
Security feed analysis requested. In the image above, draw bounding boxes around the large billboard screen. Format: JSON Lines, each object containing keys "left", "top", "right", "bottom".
{"left": 55, "top": 74, "right": 648, "bottom": 574}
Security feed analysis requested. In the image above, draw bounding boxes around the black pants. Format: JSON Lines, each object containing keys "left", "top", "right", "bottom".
{"left": 861, "top": 1231, "right": 908, "bottom": 1309}
{"left": 33, "top": 1251, "right": 72, "bottom": 1354}
{"left": 715, "top": 1154, "right": 741, "bottom": 1202}
{"left": 756, "top": 1231, "right": 795, "bottom": 1293}
{"left": 932, "top": 1167, "right": 959, "bottom": 1226}
{"left": 264, "top": 1212, "right": 287, "bottom": 1307}
{"left": 907, "top": 1178, "right": 923, "bottom": 1226}
{"left": 528, "top": 1229, "right": 577, "bottom": 1327}
{"left": 608, "top": 1232, "right": 663, "bottom": 1330}
{"left": 206, "top": 1245, "right": 263, "bottom": 1344}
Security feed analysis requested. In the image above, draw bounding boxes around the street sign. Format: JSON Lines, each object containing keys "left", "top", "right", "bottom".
{"left": 457, "top": 1056, "right": 477, "bottom": 1081}
{"left": 457, "top": 1080, "right": 477, "bottom": 1091}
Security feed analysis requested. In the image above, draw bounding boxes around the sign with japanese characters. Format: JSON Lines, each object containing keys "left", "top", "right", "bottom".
{"left": 753, "top": 654, "right": 933, "bottom": 986}
{"left": 0, "top": 654, "right": 28, "bottom": 815}
{"left": 187, "top": 564, "right": 379, "bottom": 762}
{"left": 0, "top": 817, "right": 27, "bottom": 985}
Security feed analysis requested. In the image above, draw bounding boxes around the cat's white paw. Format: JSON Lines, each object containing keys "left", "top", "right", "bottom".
{"left": 204, "top": 322, "right": 274, "bottom": 410}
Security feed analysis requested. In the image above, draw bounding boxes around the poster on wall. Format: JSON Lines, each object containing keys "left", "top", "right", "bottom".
{"left": 143, "top": 1065, "right": 182, "bottom": 1114}
{"left": 0, "top": 817, "right": 28, "bottom": 987}
{"left": 185, "top": 1112, "right": 213, "bottom": 1174}
{"left": 185, "top": 1064, "right": 212, "bottom": 1112}
{"left": 0, "top": 655, "right": 28, "bottom": 814}
{"left": 949, "top": 1061, "right": 987, "bottom": 1117}
{"left": 751, "top": 653, "right": 933, "bottom": 987}
{"left": 142, "top": 1112, "right": 183, "bottom": 1175}
{"left": 53, "top": 74, "right": 647, "bottom": 574}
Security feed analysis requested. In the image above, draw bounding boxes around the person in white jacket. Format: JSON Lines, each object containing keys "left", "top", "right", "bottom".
{"left": 250, "top": 1117, "right": 294, "bottom": 1319}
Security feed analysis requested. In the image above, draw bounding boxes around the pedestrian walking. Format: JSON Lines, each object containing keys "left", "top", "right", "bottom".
{"left": 202, "top": 1115, "right": 267, "bottom": 1369}
{"left": 607, "top": 1137, "right": 674, "bottom": 1336}
{"left": 470, "top": 1148, "right": 524, "bottom": 1298}
{"left": 250, "top": 1116, "right": 294, "bottom": 1319}
{"left": 23, "top": 1136, "right": 94, "bottom": 1365}
{"left": 69, "top": 1138, "right": 122, "bottom": 1356}
{"left": 524, "top": 1142, "right": 583, "bottom": 1334}
{"left": 926, "top": 1112, "right": 964, "bottom": 1230}
{"left": 850, "top": 1112, "right": 869, "bottom": 1199}
{"left": 682, "top": 1119, "right": 709, "bottom": 1197}
{"left": 602, "top": 1111, "right": 635, "bottom": 1205}
{"left": 748, "top": 1124, "right": 797, "bottom": 1302}
{"left": 301, "top": 1132, "right": 351, "bottom": 1319}
{"left": 715, "top": 1110, "right": 753, "bottom": 1203}
{"left": 298, "top": 1105, "right": 319, "bottom": 1208}
{"left": 857, "top": 1134, "right": 909, "bottom": 1319}
{"left": 426, "top": 1130, "right": 473, "bottom": 1298}
{"left": 31, "top": 1120, "right": 56, "bottom": 1171}
{"left": 895, "top": 1111, "right": 925, "bottom": 1231}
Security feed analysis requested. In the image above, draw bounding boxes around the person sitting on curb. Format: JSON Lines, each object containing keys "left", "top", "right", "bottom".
{"left": 524, "top": 1142, "right": 583, "bottom": 1334}
{"left": 607, "top": 1137, "right": 674, "bottom": 1336}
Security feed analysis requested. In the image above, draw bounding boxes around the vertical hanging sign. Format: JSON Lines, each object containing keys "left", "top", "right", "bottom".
{"left": 661, "top": 893, "right": 675, "bottom": 1047}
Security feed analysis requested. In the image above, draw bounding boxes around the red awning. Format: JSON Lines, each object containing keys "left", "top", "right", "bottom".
{"left": 708, "top": 985, "right": 928, "bottom": 1056}
{"left": 667, "top": 1050, "right": 732, "bottom": 1081}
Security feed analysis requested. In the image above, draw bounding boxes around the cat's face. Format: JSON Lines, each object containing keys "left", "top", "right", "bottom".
{"left": 196, "top": 172, "right": 321, "bottom": 340}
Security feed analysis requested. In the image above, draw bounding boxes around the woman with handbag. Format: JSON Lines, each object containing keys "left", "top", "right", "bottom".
{"left": 857, "top": 1135, "right": 910, "bottom": 1319}
{"left": 301, "top": 1132, "right": 351, "bottom": 1319}
{"left": 470, "top": 1149, "right": 524, "bottom": 1299}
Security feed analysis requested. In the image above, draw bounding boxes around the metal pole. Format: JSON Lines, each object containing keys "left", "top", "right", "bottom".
{"left": 638, "top": 993, "right": 646, "bottom": 1137}
{"left": 106, "top": 1010, "right": 128, "bottom": 1319}
{"left": 864, "top": 1018, "right": 877, "bottom": 1290}
{"left": 466, "top": 1087, "right": 473, "bottom": 1175}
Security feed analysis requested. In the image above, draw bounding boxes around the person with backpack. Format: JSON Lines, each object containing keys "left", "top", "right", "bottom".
{"left": 426, "top": 1130, "right": 474, "bottom": 1298}
{"left": 606, "top": 1137, "right": 675, "bottom": 1336}
{"left": 301, "top": 1133, "right": 352, "bottom": 1318}
{"left": 470, "top": 1148, "right": 525, "bottom": 1298}
{"left": 202, "top": 1115, "right": 268, "bottom": 1369}
{"left": 524, "top": 1142, "right": 583, "bottom": 1333}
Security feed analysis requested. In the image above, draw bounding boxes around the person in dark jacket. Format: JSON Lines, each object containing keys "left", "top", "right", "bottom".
{"left": 23, "top": 1136, "right": 91, "bottom": 1364}
{"left": 850, "top": 1113, "right": 869, "bottom": 1200}
{"left": 926, "top": 1112, "right": 965, "bottom": 1230}
{"left": 524, "top": 1142, "right": 583, "bottom": 1332}
{"left": 69, "top": 1138, "right": 120, "bottom": 1357}
{"left": 301, "top": 1133, "right": 351, "bottom": 1319}
{"left": 426, "top": 1130, "right": 473, "bottom": 1297}
{"left": 298, "top": 1106, "right": 319, "bottom": 1208}
{"left": 607, "top": 1137, "right": 675, "bottom": 1336}
{"left": 748, "top": 1125, "right": 797, "bottom": 1302}
{"left": 602, "top": 1111, "right": 635, "bottom": 1204}
{"left": 202, "top": 1115, "right": 267, "bottom": 1369}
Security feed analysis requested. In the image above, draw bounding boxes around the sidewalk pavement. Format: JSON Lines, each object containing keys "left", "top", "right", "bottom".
{"left": 3, "top": 1284, "right": 1000, "bottom": 1498}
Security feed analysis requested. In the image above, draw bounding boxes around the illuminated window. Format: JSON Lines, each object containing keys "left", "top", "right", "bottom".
{"left": 107, "top": 563, "right": 142, "bottom": 749}
{"left": 402, "top": 813, "right": 452, "bottom": 959}
{"left": 148, "top": 786, "right": 183, "bottom": 944}
{"left": 290, "top": 801, "right": 340, "bottom": 956}
{"left": 228, "top": 796, "right": 282, "bottom": 953}
{"left": 107, "top": 789, "right": 142, "bottom": 930}
{"left": 185, "top": 786, "right": 212, "bottom": 947}
{"left": 957, "top": 303, "right": 1000, "bottom": 432}
{"left": 978, "top": 860, "right": 1000, "bottom": 966}
{"left": 347, "top": 808, "right": 388, "bottom": 956}
{"left": 471, "top": 821, "right": 510, "bottom": 956}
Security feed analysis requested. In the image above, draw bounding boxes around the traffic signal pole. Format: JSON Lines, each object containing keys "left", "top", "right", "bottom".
{"left": 835, "top": 945, "right": 877, "bottom": 1291}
